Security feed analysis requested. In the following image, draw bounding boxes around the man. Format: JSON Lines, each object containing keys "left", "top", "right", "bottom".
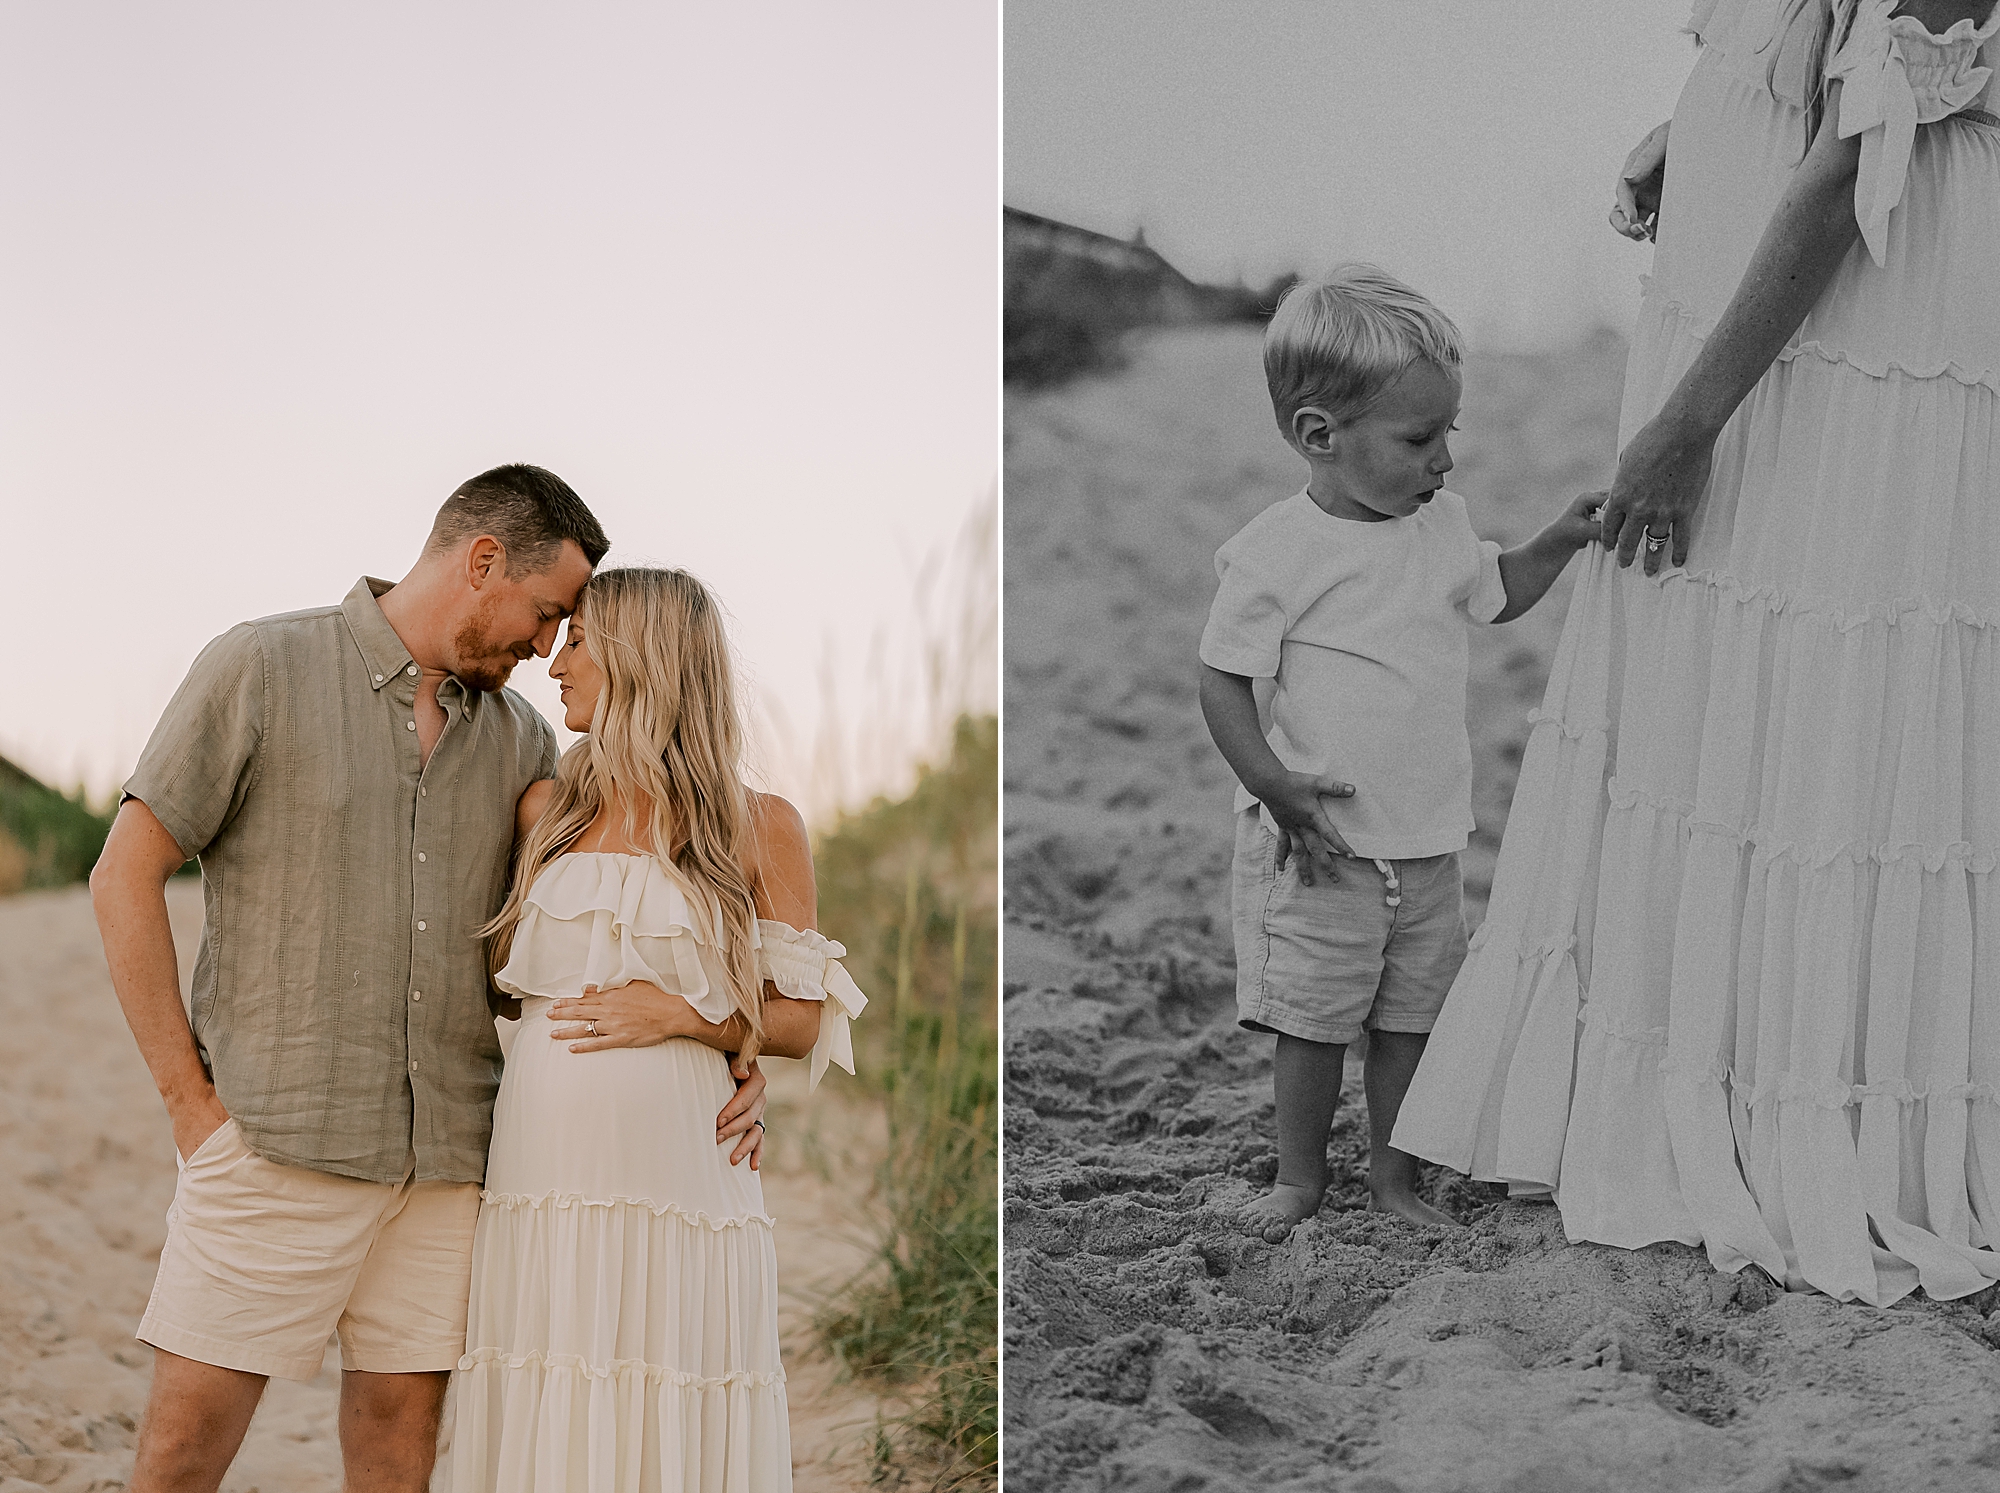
{"left": 91, "top": 464, "right": 767, "bottom": 1491}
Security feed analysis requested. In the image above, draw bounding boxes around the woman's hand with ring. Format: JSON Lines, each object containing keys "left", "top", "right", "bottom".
{"left": 1598, "top": 411, "right": 1714, "bottom": 576}
{"left": 549, "top": 981, "right": 698, "bottom": 1052}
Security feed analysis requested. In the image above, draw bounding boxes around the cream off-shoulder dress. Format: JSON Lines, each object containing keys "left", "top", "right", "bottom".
{"left": 1393, "top": 0, "right": 2000, "bottom": 1305}
{"left": 439, "top": 851, "right": 866, "bottom": 1492}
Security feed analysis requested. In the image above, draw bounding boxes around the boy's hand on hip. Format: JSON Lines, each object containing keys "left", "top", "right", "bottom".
{"left": 1266, "top": 772, "right": 1356, "bottom": 886}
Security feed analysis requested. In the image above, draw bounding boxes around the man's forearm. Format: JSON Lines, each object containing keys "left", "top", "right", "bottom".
{"left": 92, "top": 870, "right": 212, "bottom": 1109}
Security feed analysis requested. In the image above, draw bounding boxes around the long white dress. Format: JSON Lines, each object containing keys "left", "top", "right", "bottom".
{"left": 1393, "top": 0, "right": 2000, "bottom": 1305}
{"left": 439, "top": 851, "right": 868, "bottom": 1491}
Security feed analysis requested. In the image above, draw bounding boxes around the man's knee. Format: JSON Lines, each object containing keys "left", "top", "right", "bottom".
{"left": 342, "top": 1368, "right": 449, "bottom": 1424}
{"left": 131, "top": 1351, "right": 267, "bottom": 1490}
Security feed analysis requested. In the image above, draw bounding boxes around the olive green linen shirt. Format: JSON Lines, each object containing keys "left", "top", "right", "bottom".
{"left": 125, "top": 577, "right": 557, "bottom": 1184}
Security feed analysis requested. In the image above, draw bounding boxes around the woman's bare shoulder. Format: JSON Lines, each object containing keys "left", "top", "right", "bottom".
{"left": 744, "top": 790, "right": 816, "bottom": 925}
{"left": 745, "top": 791, "right": 810, "bottom": 864}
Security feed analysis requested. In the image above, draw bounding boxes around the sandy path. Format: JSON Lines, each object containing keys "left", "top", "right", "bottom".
{"left": 1002, "top": 325, "right": 2000, "bottom": 1493}
{"left": 0, "top": 882, "right": 888, "bottom": 1492}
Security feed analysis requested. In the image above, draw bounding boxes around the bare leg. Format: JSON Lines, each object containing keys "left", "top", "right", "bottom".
{"left": 339, "top": 1370, "right": 450, "bottom": 1492}
{"left": 1364, "top": 1030, "right": 1458, "bottom": 1227}
{"left": 128, "top": 1350, "right": 267, "bottom": 1493}
{"left": 1243, "top": 1033, "right": 1346, "bottom": 1242}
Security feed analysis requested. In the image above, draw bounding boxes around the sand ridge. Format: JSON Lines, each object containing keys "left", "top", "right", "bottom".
{"left": 1002, "top": 325, "right": 2000, "bottom": 1493}
{"left": 0, "top": 881, "right": 889, "bottom": 1492}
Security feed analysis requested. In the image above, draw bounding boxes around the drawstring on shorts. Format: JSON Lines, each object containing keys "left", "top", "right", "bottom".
{"left": 1373, "top": 858, "right": 1401, "bottom": 909}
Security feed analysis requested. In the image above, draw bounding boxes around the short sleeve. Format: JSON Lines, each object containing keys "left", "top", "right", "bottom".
{"left": 1199, "top": 534, "right": 1289, "bottom": 678}
{"left": 1828, "top": 0, "right": 2000, "bottom": 264}
{"left": 123, "top": 624, "right": 266, "bottom": 859}
{"left": 755, "top": 920, "right": 869, "bottom": 1091}
{"left": 533, "top": 712, "right": 559, "bottom": 780}
{"left": 1461, "top": 538, "right": 1508, "bottom": 625}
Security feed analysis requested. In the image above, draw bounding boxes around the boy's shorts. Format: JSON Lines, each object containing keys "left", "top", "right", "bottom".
{"left": 1230, "top": 807, "right": 1468, "bottom": 1045}
{"left": 138, "top": 1117, "right": 480, "bottom": 1381}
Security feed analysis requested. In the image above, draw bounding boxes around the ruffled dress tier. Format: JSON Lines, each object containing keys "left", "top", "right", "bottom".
{"left": 440, "top": 851, "right": 867, "bottom": 1492}
{"left": 1392, "top": 0, "right": 2000, "bottom": 1306}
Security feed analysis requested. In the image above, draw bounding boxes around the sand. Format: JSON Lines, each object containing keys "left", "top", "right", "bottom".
{"left": 1001, "top": 325, "right": 2000, "bottom": 1493}
{"left": 0, "top": 881, "right": 892, "bottom": 1492}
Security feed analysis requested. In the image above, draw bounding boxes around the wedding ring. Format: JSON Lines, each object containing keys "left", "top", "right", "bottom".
{"left": 755, "top": 1119, "right": 767, "bottom": 1131}
{"left": 587, "top": 1021, "right": 599, "bottom": 1037}
{"left": 1644, "top": 528, "right": 1669, "bottom": 552}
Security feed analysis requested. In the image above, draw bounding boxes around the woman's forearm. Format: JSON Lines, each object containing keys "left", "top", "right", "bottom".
{"left": 1659, "top": 97, "right": 1862, "bottom": 440}
{"left": 675, "top": 989, "right": 819, "bottom": 1062}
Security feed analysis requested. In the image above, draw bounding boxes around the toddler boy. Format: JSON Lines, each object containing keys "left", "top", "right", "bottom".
{"left": 1199, "top": 264, "right": 1599, "bottom": 1240}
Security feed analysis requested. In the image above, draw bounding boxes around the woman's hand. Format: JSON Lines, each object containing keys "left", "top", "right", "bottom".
{"left": 1597, "top": 414, "right": 1715, "bottom": 575}
{"left": 552, "top": 983, "right": 770, "bottom": 1166}
{"left": 1611, "top": 120, "right": 1670, "bottom": 241}
{"left": 550, "top": 980, "right": 697, "bottom": 1051}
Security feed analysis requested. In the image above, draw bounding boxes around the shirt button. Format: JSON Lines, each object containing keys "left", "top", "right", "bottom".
{"left": 418, "top": 852, "right": 427, "bottom": 863}
{"left": 407, "top": 720, "right": 416, "bottom": 732}
{"left": 420, "top": 787, "right": 428, "bottom": 797}
{"left": 417, "top": 921, "right": 427, "bottom": 931}
{"left": 374, "top": 673, "right": 384, "bottom": 683}
{"left": 407, "top": 665, "right": 419, "bottom": 677}
{"left": 410, "top": 1060, "right": 419, "bottom": 1073}
{"left": 411, "top": 990, "right": 422, "bottom": 1001}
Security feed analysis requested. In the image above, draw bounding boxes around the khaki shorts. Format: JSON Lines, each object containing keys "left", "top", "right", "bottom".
{"left": 139, "top": 1118, "right": 480, "bottom": 1381}
{"left": 1231, "top": 807, "right": 1468, "bottom": 1046}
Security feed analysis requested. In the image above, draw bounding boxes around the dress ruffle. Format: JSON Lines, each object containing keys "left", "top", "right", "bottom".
{"left": 754, "top": 920, "right": 869, "bottom": 1090}
{"left": 1828, "top": 0, "right": 2000, "bottom": 263}
{"left": 442, "top": 1194, "right": 789, "bottom": 1492}
{"left": 1394, "top": 173, "right": 2000, "bottom": 1299}
{"left": 498, "top": 852, "right": 729, "bottom": 1024}
{"left": 497, "top": 855, "right": 874, "bottom": 1071}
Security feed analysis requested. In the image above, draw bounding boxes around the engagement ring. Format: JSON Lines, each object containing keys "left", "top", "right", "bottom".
{"left": 1644, "top": 528, "right": 1670, "bottom": 552}
{"left": 587, "top": 1020, "right": 599, "bottom": 1037}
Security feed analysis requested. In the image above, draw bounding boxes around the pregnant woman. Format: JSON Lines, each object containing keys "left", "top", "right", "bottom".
{"left": 1395, "top": 0, "right": 2000, "bottom": 1305}
{"left": 440, "top": 566, "right": 867, "bottom": 1490}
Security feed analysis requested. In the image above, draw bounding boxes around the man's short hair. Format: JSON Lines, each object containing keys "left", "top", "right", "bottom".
{"left": 1263, "top": 264, "right": 1464, "bottom": 436}
{"left": 427, "top": 464, "right": 611, "bottom": 572}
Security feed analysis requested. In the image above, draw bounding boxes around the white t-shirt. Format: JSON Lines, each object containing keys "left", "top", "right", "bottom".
{"left": 1199, "top": 488, "right": 1508, "bottom": 859}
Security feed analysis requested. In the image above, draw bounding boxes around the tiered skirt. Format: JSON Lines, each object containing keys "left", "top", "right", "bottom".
{"left": 440, "top": 1006, "right": 789, "bottom": 1490}
{"left": 1392, "top": 41, "right": 2000, "bottom": 1306}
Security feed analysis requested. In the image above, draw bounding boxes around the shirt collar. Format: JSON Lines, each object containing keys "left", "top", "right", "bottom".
{"left": 342, "top": 577, "right": 416, "bottom": 692}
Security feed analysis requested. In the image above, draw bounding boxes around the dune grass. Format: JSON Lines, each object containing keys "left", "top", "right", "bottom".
{"left": 811, "top": 713, "right": 998, "bottom": 1488}
{"left": 0, "top": 755, "right": 113, "bottom": 894}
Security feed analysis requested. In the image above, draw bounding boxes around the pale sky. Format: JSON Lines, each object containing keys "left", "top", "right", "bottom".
{"left": 1, "top": 2, "right": 997, "bottom": 826}
{"left": 1007, "top": 0, "right": 1699, "bottom": 349}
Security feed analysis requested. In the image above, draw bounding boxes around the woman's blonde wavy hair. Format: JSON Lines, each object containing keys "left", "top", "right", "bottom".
{"left": 481, "top": 567, "right": 765, "bottom": 1057}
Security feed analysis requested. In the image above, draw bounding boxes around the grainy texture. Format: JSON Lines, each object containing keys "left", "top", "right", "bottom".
{"left": 1002, "top": 324, "right": 2000, "bottom": 1493}
{"left": 0, "top": 881, "right": 889, "bottom": 1493}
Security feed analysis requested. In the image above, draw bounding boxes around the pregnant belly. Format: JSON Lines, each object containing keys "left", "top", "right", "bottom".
{"left": 483, "top": 997, "right": 760, "bottom": 1217}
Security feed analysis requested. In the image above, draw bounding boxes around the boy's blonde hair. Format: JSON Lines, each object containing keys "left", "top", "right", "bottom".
{"left": 1263, "top": 264, "right": 1464, "bottom": 437}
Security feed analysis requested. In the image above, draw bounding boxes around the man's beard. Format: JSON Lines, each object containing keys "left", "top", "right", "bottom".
{"left": 450, "top": 603, "right": 521, "bottom": 693}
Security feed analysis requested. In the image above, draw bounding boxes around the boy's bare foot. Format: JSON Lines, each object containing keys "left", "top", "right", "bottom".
{"left": 1367, "top": 1186, "right": 1459, "bottom": 1228}
{"left": 1242, "top": 1181, "right": 1324, "bottom": 1242}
